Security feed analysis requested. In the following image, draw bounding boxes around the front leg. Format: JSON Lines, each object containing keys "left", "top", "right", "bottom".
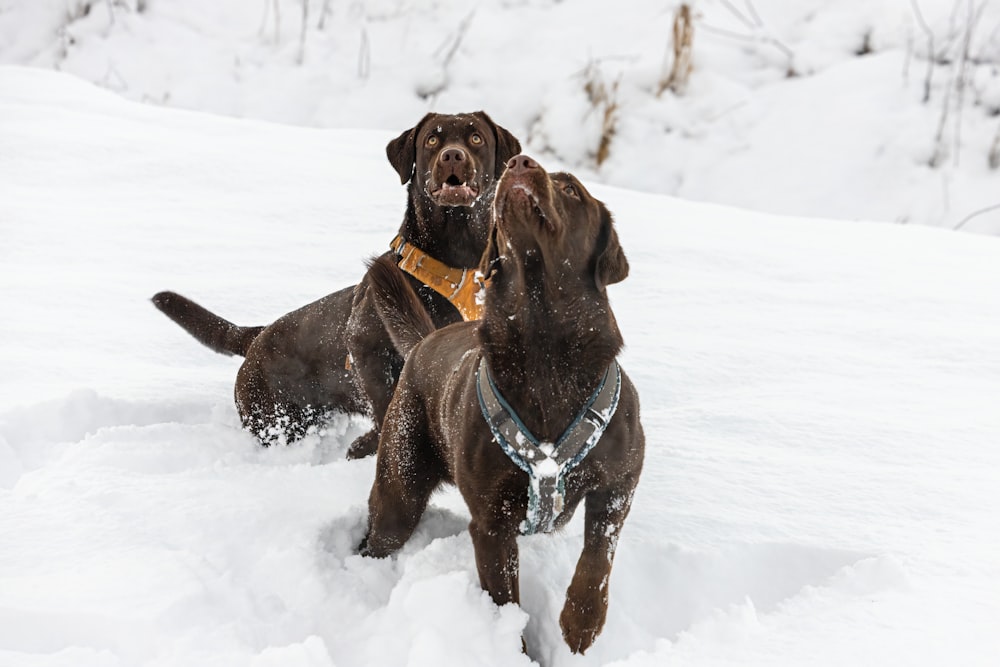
{"left": 560, "top": 486, "right": 636, "bottom": 654}
{"left": 361, "top": 387, "right": 443, "bottom": 557}
{"left": 468, "top": 517, "right": 520, "bottom": 608}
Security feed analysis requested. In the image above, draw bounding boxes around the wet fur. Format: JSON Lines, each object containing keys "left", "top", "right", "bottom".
{"left": 362, "top": 157, "right": 644, "bottom": 655}
{"left": 153, "top": 112, "right": 521, "bottom": 454}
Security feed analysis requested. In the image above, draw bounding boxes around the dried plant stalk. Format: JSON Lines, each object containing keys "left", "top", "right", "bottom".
{"left": 658, "top": 4, "right": 694, "bottom": 96}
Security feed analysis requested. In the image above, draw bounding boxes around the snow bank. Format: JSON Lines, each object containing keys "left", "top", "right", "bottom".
{"left": 1, "top": 1, "right": 999, "bottom": 231}
{"left": 2, "top": 67, "right": 1000, "bottom": 666}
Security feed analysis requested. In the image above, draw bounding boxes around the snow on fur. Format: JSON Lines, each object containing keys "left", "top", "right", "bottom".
{"left": 2, "top": 67, "right": 1000, "bottom": 666}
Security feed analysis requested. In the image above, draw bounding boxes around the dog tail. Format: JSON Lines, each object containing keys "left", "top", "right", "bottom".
{"left": 151, "top": 291, "right": 264, "bottom": 357}
{"left": 366, "top": 254, "right": 436, "bottom": 359}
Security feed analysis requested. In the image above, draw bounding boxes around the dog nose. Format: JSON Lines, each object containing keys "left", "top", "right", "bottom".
{"left": 441, "top": 147, "right": 466, "bottom": 163}
{"left": 506, "top": 155, "right": 538, "bottom": 173}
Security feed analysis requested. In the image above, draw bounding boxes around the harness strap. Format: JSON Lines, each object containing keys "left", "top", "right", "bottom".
{"left": 476, "top": 357, "right": 622, "bottom": 535}
{"left": 390, "top": 235, "right": 487, "bottom": 321}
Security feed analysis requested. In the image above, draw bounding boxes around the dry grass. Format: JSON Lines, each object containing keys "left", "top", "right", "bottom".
{"left": 583, "top": 62, "right": 620, "bottom": 167}
{"left": 658, "top": 4, "right": 694, "bottom": 96}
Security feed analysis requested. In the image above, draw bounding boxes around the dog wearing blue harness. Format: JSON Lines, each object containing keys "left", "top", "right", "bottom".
{"left": 360, "top": 154, "right": 645, "bottom": 655}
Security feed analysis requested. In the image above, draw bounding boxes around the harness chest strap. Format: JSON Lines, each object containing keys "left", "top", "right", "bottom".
{"left": 475, "top": 357, "right": 623, "bottom": 535}
{"left": 390, "top": 235, "right": 487, "bottom": 322}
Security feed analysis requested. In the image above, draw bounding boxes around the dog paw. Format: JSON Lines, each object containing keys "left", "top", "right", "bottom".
{"left": 356, "top": 531, "right": 399, "bottom": 559}
{"left": 346, "top": 429, "right": 379, "bottom": 459}
{"left": 559, "top": 590, "right": 608, "bottom": 654}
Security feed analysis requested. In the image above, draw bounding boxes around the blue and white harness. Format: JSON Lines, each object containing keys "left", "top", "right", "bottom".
{"left": 475, "top": 357, "right": 622, "bottom": 535}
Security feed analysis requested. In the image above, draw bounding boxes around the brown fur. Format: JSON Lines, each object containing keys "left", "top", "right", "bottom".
{"left": 152, "top": 112, "right": 521, "bottom": 455}
{"left": 361, "top": 155, "right": 644, "bottom": 654}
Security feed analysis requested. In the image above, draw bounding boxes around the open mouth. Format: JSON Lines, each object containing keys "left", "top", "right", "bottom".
{"left": 431, "top": 174, "right": 479, "bottom": 204}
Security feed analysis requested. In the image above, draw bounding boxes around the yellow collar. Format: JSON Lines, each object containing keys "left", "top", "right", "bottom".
{"left": 390, "top": 235, "right": 487, "bottom": 321}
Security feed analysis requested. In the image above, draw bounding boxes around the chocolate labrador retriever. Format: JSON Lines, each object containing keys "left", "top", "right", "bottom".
{"left": 361, "top": 155, "right": 644, "bottom": 654}
{"left": 152, "top": 112, "right": 521, "bottom": 457}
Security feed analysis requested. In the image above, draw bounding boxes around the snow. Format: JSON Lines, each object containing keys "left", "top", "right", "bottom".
{"left": 3, "top": 65, "right": 1000, "bottom": 666}
{"left": 2, "top": 0, "right": 999, "bottom": 232}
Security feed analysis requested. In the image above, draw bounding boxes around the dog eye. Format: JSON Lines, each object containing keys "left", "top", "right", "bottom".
{"left": 426, "top": 135, "right": 439, "bottom": 147}
{"left": 563, "top": 184, "right": 579, "bottom": 198}
{"left": 470, "top": 133, "right": 483, "bottom": 145}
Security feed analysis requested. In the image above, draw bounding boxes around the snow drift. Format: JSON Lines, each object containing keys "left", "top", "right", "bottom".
{"left": 2, "top": 67, "right": 1000, "bottom": 666}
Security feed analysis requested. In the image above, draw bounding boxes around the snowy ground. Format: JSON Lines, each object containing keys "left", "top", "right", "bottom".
{"left": 3, "top": 67, "right": 1000, "bottom": 666}
{"left": 1, "top": 0, "right": 999, "bottom": 232}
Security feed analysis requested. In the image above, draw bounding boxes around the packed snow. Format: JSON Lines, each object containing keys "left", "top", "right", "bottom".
{"left": 3, "top": 66, "right": 1000, "bottom": 666}
{"left": 1, "top": 0, "right": 999, "bottom": 232}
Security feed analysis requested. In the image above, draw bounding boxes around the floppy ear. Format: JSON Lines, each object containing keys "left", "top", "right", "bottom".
{"left": 595, "top": 207, "right": 629, "bottom": 289}
{"left": 478, "top": 220, "right": 503, "bottom": 282}
{"left": 475, "top": 111, "right": 522, "bottom": 180}
{"left": 385, "top": 113, "right": 432, "bottom": 185}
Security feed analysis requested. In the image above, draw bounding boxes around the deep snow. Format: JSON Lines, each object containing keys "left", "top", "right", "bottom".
{"left": 3, "top": 67, "right": 1000, "bottom": 666}
{"left": 2, "top": 0, "right": 999, "bottom": 232}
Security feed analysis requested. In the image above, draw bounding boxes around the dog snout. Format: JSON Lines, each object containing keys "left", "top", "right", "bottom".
{"left": 506, "top": 154, "right": 539, "bottom": 174}
{"left": 440, "top": 147, "right": 467, "bottom": 164}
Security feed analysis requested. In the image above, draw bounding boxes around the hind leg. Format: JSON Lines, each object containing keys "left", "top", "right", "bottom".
{"left": 360, "top": 386, "right": 444, "bottom": 557}
{"left": 345, "top": 343, "right": 404, "bottom": 459}
{"left": 235, "top": 361, "right": 318, "bottom": 446}
{"left": 237, "top": 396, "right": 313, "bottom": 446}
{"left": 344, "top": 285, "right": 408, "bottom": 459}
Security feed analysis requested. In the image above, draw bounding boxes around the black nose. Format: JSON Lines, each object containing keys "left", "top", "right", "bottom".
{"left": 441, "top": 147, "right": 466, "bottom": 163}
{"left": 506, "top": 155, "right": 538, "bottom": 173}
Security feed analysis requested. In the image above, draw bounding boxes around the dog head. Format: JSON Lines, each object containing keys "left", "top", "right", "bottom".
{"left": 386, "top": 111, "right": 522, "bottom": 208}
{"left": 485, "top": 155, "right": 628, "bottom": 291}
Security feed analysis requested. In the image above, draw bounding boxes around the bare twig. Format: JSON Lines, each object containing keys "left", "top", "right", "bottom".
{"left": 929, "top": 62, "right": 955, "bottom": 167}
{"left": 259, "top": 0, "right": 269, "bottom": 37}
{"left": 724, "top": 0, "right": 794, "bottom": 65}
{"left": 988, "top": 118, "right": 1000, "bottom": 169}
{"left": 951, "top": 1, "right": 986, "bottom": 166}
{"left": 273, "top": 0, "right": 281, "bottom": 42}
{"left": 909, "top": 0, "right": 935, "bottom": 102}
{"left": 259, "top": 0, "right": 280, "bottom": 43}
{"left": 947, "top": 0, "right": 965, "bottom": 43}
{"left": 435, "top": 10, "right": 476, "bottom": 69}
{"left": 953, "top": 202, "right": 1000, "bottom": 229}
{"left": 719, "top": 0, "right": 754, "bottom": 29}
{"left": 358, "top": 26, "right": 370, "bottom": 80}
{"left": 100, "top": 63, "right": 128, "bottom": 92}
{"left": 742, "top": 0, "right": 764, "bottom": 27}
{"left": 903, "top": 29, "right": 913, "bottom": 83}
{"left": 700, "top": 22, "right": 795, "bottom": 66}
{"left": 974, "top": 20, "right": 1000, "bottom": 63}
{"left": 296, "top": 0, "right": 309, "bottom": 65}
{"left": 420, "top": 10, "right": 476, "bottom": 102}
{"left": 928, "top": 0, "right": 988, "bottom": 168}
{"left": 318, "top": 0, "right": 333, "bottom": 30}
{"left": 701, "top": 0, "right": 795, "bottom": 75}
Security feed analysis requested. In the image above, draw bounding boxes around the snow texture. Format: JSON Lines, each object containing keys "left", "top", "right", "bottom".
{"left": 2, "top": 66, "right": 1000, "bottom": 665}
{"left": 1, "top": 1, "right": 1000, "bottom": 232}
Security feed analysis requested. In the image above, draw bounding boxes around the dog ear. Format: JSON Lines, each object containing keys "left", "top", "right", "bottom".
{"left": 385, "top": 113, "right": 432, "bottom": 185}
{"left": 595, "top": 207, "right": 629, "bottom": 289}
{"left": 478, "top": 220, "right": 503, "bottom": 283}
{"left": 475, "top": 111, "right": 522, "bottom": 180}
